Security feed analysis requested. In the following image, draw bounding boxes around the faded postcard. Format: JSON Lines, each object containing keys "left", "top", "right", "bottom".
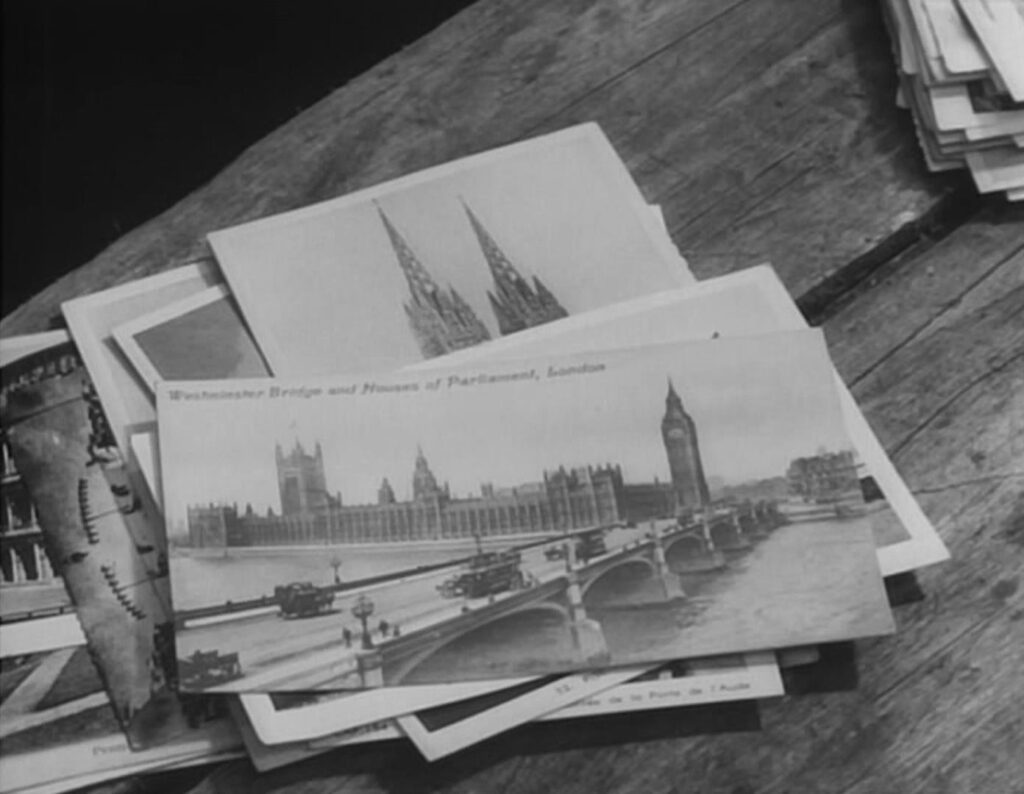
{"left": 410, "top": 264, "right": 950, "bottom": 575}
{"left": 1, "top": 333, "right": 79, "bottom": 654}
{"left": 208, "top": 123, "right": 694, "bottom": 377}
{"left": 397, "top": 652, "right": 782, "bottom": 761}
{"left": 228, "top": 699, "right": 399, "bottom": 774}
{"left": 129, "top": 427, "right": 781, "bottom": 744}
{"left": 62, "top": 261, "right": 220, "bottom": 451}
{"left": 112, "top": 285, "right": 270, "bottom": 396}
{"left": 238, "top": 649, "right": 780, "bottom": 748}
{"left": 292, "top": 653, "right": 780, "bottom": 770}
{"left": 158, "top": 331, "right": 893, "bottom": 692}
{"left": 396, "top": 670, "right": 642, "bottom": 762}
{"left": 0, "top": 643, "right": 241, "bottom": 794}
{"left": 0, "top": 334, "right": 236, "bottom": 752}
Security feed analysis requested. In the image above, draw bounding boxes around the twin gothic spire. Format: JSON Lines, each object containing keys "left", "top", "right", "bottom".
{"left": 375, "top": 200, "right": 568, "bottom": 359}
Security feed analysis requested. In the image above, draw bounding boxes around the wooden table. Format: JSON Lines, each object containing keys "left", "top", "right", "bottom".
{"left": 4, "top": 1, "right": 1021, "bottom": 792}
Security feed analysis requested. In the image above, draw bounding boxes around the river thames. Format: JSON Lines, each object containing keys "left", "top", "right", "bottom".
{"left": 404, "top": 516, "right": 892, "bottom": 682}
{"left": 173, "top": 514, "right": 892, "bottom": 686}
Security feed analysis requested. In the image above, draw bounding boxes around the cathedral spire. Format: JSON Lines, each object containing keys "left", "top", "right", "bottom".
{"left": 460, "top": 198, "right": 568, "bottom": 335}
{"left": 375, "top": 202, "right": 441, "bottom": 306}
{"left": 376, "top": 203, "right": 491, "bottom": 358}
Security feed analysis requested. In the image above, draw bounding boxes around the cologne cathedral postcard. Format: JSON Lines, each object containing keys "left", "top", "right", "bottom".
{"left": 156, "top": 330, "right": 895, "bottom": 693}
{"left": 207, "top": 123, "right": 693, "bottom": 377}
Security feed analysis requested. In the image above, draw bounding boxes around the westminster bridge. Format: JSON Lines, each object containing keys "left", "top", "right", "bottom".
{"left": 177, "top": 501, "right": 783, "bottom": 692}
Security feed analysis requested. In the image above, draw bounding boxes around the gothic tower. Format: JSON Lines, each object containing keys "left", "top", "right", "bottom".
{"left": 412, "top": 446, "right": 445, "bottom": 501}
{"left": 376, "top": 204, "right": 491, "bottom": 359}
{"left": 461, "top": 199, "right": 569, "bottom": 335}
{"left": 377, "top": 478, "right": 396, "bottom": 505}
{"left": 276, "top": 440, "right": 330, "bottom": 515}
{"left": 661, "top": 380, "right": 710, "bottom": 511}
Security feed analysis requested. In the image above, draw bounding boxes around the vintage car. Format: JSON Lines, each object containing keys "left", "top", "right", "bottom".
{"left": 177, "top": 649, "right": 242, "bottom": 690}
{"left": 274, "top": 581, "right": 335, "bottom": 617}
{"left": 437, "top": 550, "right": 525, "bottom": 599}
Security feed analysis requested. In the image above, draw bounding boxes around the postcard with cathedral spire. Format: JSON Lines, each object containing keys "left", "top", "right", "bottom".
{"left": 208, "top": 123, "right": 693, "bottom": 377}
{"left": 156, "top": 330, "right": 894, "bottom": 693}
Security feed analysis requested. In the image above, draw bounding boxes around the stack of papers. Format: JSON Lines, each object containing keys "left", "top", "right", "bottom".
{"left": 0, "top": 123, "right": 949, "bottom": 792}
{"left": 883, "top": 0, "right": 1024, "bottom": 198}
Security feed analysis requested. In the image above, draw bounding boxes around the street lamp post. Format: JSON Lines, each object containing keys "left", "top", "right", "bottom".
{"left": 350, "top": 594, "right": 375, "bottom": 650}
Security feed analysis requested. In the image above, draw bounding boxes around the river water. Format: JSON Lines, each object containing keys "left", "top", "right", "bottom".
{"left": 170, "top": 539, "right": 524, "bottom": 610}
{"left": 405, "top": 516, "right": 893, "bottom": 682}
{"left": 170, "top": 527, "right": 646, "bottom": 611}
{"left": 172, "top": 517, "right": 892, "bottom": 683}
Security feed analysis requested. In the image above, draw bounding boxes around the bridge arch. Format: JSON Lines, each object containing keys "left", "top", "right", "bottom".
{"left": 580, "top": 557, "right": 656, "bottom": 601}
{"left": 709, "top": 518, "right": 743, "bottom": 550}
{"left": 664, "top": 531, "right": 708, "bottom": 560}
{"left": 387, "top": 601, "right": 571, "bottom": 685}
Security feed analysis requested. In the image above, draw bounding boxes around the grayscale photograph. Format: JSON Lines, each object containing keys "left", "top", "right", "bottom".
{"left": 0, "top": 334, "right": 237, "bottom": 753}
{"left": 159, "top": 331, "right": 894, "bottom": 693}
{"left": 113, "top": 286, "right": 270, "bottom": 394}
{"left": 208, "top": 124, "right": 693, "bottom": 377}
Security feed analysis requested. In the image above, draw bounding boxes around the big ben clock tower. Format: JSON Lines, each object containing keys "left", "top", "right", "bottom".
{"left": 661, "top": 379, "right": 711, "bottom": 511}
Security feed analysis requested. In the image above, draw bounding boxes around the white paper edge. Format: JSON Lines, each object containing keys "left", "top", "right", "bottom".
{"left": 61, "top": 261, "right": 218, "bottom": 451}
{"left": 209, "top": 124, "right": 695, "bottom": 377}
{"left": 111, "top": 285, "right": 233, "bottom": 397}
{"left": 395, "top": 666, "right": 646, "bottom": 762}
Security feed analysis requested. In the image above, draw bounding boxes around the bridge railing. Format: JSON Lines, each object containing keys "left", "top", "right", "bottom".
{"left": 174, "top": 531, "right": 583, "bottom": 626}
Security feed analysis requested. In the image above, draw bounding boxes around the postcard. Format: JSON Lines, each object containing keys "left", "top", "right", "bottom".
{"left": 538, "top": 651, "right": 781, "bottom": 720}
{"left": 158, "top": 331, "right": 893, "bottom": 692}
{"left": 242, "top": 670, "right": 647, "bottom": 757}
{"left": 0, "top": 334, "right": 235, "bottom": 752}
{"left": 957, "top": 0, "right": 1024, "bottom": 102}
{"left": 926, "top": 83, "right": 1024, "bottom": 135}
{"left": 126, "top": 427, "right": 782, "bottom": 745}
{"left": 112, "top": 285, "right": 270, "bottom": 396}
{"left": 253, "top": 653, "right": 780, "bottom": 772}
{"left": 237, "top": 681, "right": 524, "bottom": 745}
{"left": 1, "top": 331, "right": 75, "bottom": 365}
{"left": 0, "top": 644, "right": 242, "bottom": 794}
{"left": 409, "top": 264, "right": 950, "bottom": 576}
{"left": 1, "top": 333, "right": 76, "bottom": 652}
{"left": 396, "top": 668, "right": 643, "bottom": 762}
{"left": 129, "top": 429, "right": 543, "bottom": 738}
{"left": 62, "top": 261, "right": 220, "bottom": 451}
{"left": 208, "top": 123, "right": 694, "bottom": 377}
{"left": 237, "top": 651, "right": 781, "bottom": 748}
{"left": 228, "top": 699, "right": 400, "bottom": 774}
{"left": 396, "top": 652, "right": 782, "bottom": 761}
{"left": 1, "top": 615, "right": 84, "bottom": 657}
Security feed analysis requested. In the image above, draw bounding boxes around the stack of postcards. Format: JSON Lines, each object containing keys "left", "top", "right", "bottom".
{"left": 883, "top": 0, "right": 1024, "bottom": 198}
{"left": 0, "top": 124, "right": 950, "bottom": 794}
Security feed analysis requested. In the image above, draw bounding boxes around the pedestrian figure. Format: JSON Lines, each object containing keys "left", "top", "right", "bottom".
{"left": 342, "top": 627, "right": 352, "bottom": 648}
{"left": 392, "top": 624, "right": 401, "bottom": 637}
{"left": 378, "top": 619, "right": 389, "bottom": 636}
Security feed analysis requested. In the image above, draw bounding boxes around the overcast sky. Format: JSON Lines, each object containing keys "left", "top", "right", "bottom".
{"left": 159, "top": 331, "right": 852, "bottom": 527}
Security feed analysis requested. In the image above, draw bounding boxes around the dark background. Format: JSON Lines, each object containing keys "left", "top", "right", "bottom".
{"left": 2, "top": 0, "right": 474, "bottom": 320}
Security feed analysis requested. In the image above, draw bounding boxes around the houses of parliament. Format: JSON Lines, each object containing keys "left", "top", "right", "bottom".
{"left": 376, "top": 199, "right": 569, "bottom": 358}
{"left": 186, "top": 381, "right": 713, "bottom": 548}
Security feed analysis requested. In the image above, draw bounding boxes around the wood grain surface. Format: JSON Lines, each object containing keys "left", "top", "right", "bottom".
{"left": 5, "top": 0, "right": 1021, "bottom": 792}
